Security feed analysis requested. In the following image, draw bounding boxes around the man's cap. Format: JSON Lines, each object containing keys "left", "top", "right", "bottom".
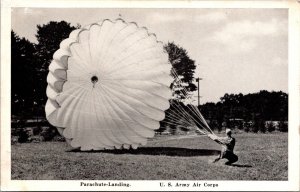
{"left": 226, "top": 128, "right": 232, "bottom": 134}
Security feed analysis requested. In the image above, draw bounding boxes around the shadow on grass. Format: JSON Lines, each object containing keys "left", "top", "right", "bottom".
{"left": 228, "top": 164, "right": 252, "bottom": 168}
{"left": 68, "top": 147, "right": 220, "bottom": 157}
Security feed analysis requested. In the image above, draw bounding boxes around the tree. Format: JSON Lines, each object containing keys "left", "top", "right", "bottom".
{"left": 266, "top": 121, "right": 275, "bottom": 132}
{"left": 259, "top": 120, "right": 266, "bottom": 133}
{"left": 243, "top": 122, "right": 250, "bottom": 133}
{"left": 35, "top": 21, "right": 78, "bottom": 70}
{"left": 160, "top": 43, "right": 197, "bottom": 134}
{"left": 17, "top": 128, "right": 29, "bottom": 143}
{"left": 251, "top": 121, "right": 259, "bottom": 133}
{"left": 11, "top": 31, "right": 37, "bottom": 117}
{"left": 164, "top": 42, "right": 197, "bottom": 100}
{"left": 278, "top": 121, "right": 288, "bottom": 132}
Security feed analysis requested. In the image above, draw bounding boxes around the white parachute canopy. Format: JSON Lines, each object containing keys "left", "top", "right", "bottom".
{"left": 45, "top": 19, "right": 173, "bottom": 150}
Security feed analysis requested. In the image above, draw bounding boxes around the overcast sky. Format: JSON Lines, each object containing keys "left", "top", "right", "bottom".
{"left": 11, "top": 8, "right": 288, "bottom": 104}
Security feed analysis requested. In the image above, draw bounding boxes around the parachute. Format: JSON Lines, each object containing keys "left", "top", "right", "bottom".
{"left": 45, "top": 19, "right": 214, "bottom": 151}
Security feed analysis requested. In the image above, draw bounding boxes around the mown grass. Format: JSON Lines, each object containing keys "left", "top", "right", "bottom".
{"left": 11, "top": 132, "right": 287, "bottom": 180}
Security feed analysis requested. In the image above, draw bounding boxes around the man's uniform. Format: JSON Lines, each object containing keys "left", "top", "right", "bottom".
{"left": 209, "top": 133, "right": 238, "bottom": 165}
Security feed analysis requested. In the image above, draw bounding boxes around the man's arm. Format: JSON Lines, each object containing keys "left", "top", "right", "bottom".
{"left": 208, "top": 134, "right": 230, "bottom": 145}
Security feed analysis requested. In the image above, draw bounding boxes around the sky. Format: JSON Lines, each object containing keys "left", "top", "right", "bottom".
{"left": 11, "top": 8, "right": 288, "bottom": 104}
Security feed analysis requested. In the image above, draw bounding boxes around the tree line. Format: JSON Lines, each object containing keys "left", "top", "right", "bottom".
{"left": 156, "top": 90, "right": 288, "bottom": 135}
{"left": 200, "top": 91, "right": 288, "bottom": 133}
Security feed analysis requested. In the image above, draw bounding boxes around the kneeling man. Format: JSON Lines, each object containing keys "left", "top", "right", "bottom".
{"left": 208, "top": 129, "right": 238, "bottom": 165}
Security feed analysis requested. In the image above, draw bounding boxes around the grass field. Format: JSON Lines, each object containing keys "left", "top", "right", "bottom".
{"left": 11, "top": 132, "right": 288, "bottom": 180}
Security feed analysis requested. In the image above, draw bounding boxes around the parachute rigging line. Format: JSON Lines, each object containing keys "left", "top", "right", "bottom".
{"left": 160, "top": 68, "right": 215, "bottom": 136}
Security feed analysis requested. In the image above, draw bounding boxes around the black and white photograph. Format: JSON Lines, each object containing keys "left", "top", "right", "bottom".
{"left": 1, "top": 0, "right": 300, "bottom": 191}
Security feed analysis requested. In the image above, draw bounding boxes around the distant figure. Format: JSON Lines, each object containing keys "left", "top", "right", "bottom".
{"left": 208, "top": 129, "right": 238, "bottom": 165}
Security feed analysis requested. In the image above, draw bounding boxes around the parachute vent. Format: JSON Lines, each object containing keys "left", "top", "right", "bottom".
{"left": 91, "top": 75, "right": 98, "bottom": 87}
